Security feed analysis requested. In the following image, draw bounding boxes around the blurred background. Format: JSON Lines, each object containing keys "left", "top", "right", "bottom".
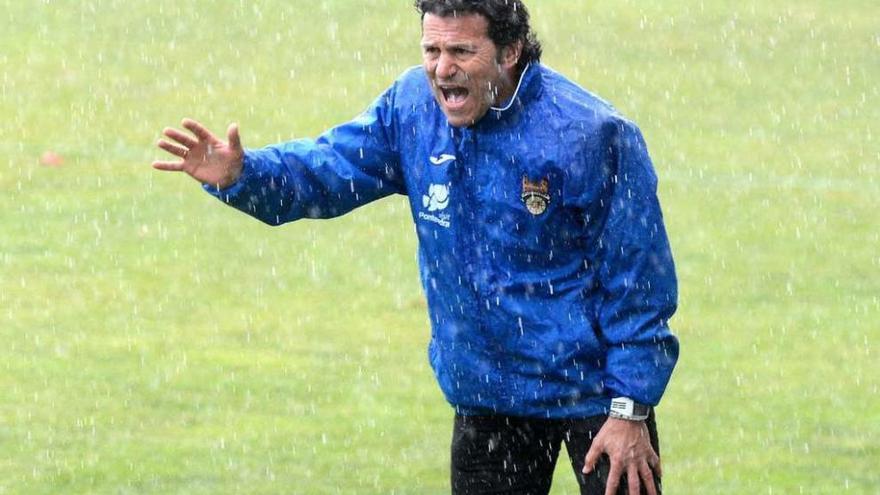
{"left": 1, "top": 1, "right": 877, "bottom": 493}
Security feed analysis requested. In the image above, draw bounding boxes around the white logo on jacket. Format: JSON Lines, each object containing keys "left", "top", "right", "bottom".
{"left": 422, "top": 183, "right": 450, "bottom": 211}
{"left": 429, "top": 154, "right": 456, "bottom": 166}
{"left": 419, "top": 183, "right": 451, "bottom": 228}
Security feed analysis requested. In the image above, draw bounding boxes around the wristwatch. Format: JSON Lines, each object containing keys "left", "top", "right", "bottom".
{"left": 609, "top": 397, "right": 650, "bottom": 421}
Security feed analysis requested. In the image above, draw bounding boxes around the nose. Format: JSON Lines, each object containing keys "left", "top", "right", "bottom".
{"left": 435, "top": 52, "right": 457, "bottom": 80}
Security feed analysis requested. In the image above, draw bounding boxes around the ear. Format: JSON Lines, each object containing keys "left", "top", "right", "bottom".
{"left": 499, "top": 41, "right": 523, "bottom": 70}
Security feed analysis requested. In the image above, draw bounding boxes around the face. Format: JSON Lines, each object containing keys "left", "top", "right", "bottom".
{"left": 421, "top": 13, "right": 520, "bottom": 127}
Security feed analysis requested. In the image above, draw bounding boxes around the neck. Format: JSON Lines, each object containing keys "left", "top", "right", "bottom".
{"left": 492, "top": 65, "right": 529, "bottom": 110}
{"left": 493, "top": 68, "right": 522, "bottom": 106}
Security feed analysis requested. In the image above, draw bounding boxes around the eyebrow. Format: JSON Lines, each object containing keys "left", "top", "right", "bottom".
{"left": 420, "top": 41, "right": 477, "bottom": 50}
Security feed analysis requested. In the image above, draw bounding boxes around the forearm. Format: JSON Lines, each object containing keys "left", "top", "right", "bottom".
{"left": 603, "top": 330, "right": 679, "bottom": 406}
{"left": 204, "top": 147, "right": 303, "bottom": 226}
{"left": 598, "top": 245, "right": 679, "bottom": 405}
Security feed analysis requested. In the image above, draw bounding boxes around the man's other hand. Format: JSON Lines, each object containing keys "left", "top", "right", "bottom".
{"left": 583, "top": 417, "right": 661, "bottom": 495}
{"left": 153, "top": 118, "right": 244, "bottom": 189}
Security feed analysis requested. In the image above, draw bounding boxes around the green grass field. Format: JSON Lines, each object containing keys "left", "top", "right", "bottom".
{"left": 1, "top": 1, "right": 877, "bottom": 493}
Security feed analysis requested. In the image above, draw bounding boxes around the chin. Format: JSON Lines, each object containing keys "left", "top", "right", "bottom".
{"left": 442, "top": 106, "right": 486, "bottom": 127}
{"left": 445, "top": 116, "right": 471, "bottom": 128}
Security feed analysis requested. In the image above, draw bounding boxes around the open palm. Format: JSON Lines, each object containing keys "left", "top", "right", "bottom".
{"left": 153, "top": 118, "right": 244, "bottom": 189}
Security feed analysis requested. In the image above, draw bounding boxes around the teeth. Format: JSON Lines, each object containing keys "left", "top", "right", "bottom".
{"left": 443, "top": 87, "right": 467, "bottom": 103}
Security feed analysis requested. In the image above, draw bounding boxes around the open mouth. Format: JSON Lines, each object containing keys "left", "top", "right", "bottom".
{"left": 440, "top": 86, "right": 469, "bottom": 106}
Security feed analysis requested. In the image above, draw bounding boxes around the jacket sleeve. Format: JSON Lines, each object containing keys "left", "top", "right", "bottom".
{"left": 593, "top": 119, "right": 679, "bottom": 407}
{"left": 204, "top": 82, "right": 405, "bottom": 226}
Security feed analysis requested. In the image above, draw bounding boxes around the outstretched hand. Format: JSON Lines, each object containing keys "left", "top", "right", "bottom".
{"left": 583, "top": 418, "right": 661, "bottom": 495}
{"left": 153, "top": 118, "right": 244, "bottom": 189}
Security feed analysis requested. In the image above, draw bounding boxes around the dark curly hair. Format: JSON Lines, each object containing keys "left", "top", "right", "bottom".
{"left": 414, "top": 0, "right": 542, "bottom": 73}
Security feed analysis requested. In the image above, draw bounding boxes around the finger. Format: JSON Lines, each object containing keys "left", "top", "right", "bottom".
{"left": 163, "top": 127, "right": 198, "bottom": 148}
{"left": 639, "top": 462, "right": 658, "bottom": 495}
{"left": 627, "top": 465, "right": 640, "bottom": 495}
{"left": 227, "top": 123, "right": 242, "bottom": 151}
{"left": 604, "top": 462, "right": 621, "bottom": 495}
{"left": 182, "top": 118, "right": 217, "bottom": 143}
{"left": 152, "top": 160, "right": 184, "bottom": 172}
{"left": 157, "top": 139, "right": 189, "bottom": 159}
{"left": 647, "top": 453, "right": 661, "bottom": 478}
{"left": 583, "top": 445, "right": 601, "bottom": 474}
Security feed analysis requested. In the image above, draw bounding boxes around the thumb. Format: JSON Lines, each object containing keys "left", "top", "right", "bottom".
{"left": 582, "top": 443, "right": 602, "bottom": 474}
{"left": 227, "top": 123, "right": 242, "bottom": 151}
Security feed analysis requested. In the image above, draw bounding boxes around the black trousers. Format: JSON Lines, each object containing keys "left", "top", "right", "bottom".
{"left": 450, "top": 411, "right": 661, "bottom": 495}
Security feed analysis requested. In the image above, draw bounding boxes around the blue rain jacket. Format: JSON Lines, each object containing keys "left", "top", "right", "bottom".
{"left": 206, "top": 64, "right": 679, "bottom": 418}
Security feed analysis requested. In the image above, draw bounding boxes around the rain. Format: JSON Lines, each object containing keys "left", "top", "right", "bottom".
{"left": 0, "top": 1, "right": 877, "bottom": 494}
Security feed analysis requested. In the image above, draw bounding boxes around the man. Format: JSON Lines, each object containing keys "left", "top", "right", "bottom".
{"left": 153, "top": 1, "right": 679, "bottom": 494}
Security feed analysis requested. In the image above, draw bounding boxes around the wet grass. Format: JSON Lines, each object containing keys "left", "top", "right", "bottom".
{"left": 1, "top": 0, "right": 877, "bottom": 493}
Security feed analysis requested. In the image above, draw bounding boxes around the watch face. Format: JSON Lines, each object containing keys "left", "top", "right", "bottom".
{"left": 632, "top": 403, "right": 651, "bottom": 416}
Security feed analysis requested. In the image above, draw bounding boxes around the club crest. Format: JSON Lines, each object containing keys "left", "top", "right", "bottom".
{"left": 521, "top": 177, "right": 550, "bottom": 215}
